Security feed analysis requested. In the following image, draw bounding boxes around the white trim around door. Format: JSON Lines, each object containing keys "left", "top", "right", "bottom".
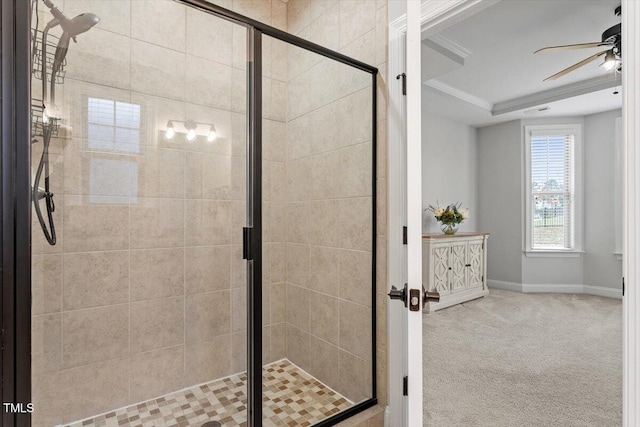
{"left": 386, "top": 10, "right": 407, "bottom": 427}
{"left": 386, "top": 0, "right": 640, "bottom": 425}
{"left": 622, "top": 0, "right": 640, "bottom": 424}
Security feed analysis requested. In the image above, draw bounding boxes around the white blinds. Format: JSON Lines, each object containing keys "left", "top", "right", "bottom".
{"left": 87, "top": 97, "right": 141, "bottom": 153}
{"left": 530, "top": 133, "right": 574, "bottom": 249}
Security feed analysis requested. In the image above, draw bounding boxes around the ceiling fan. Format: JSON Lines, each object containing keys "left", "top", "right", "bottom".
{"left": 535, "top": 5, "right": 621, "bottom": 81}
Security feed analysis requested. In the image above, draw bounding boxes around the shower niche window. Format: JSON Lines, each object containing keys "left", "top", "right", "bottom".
{"left": 28, "top": 0, "right": 377, "bottom": 426}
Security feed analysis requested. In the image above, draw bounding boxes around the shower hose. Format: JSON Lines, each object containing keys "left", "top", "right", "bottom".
{"left": 33, "top": 13, "right": 57, "bottom": 246}
{"left": 33, "top": 124, "right": 57, "bottom": 246}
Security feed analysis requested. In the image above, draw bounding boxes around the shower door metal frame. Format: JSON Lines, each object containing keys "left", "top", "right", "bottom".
{"left": 177, "top": 2, "right": 379, "bottom": 425}
{"left": 1, "top": 0, "right": 378, "bottom": 425}
{"left": 2, "top": 0, "right": 33, "bottom": 425}
{"left": 246, "top": 25, "right": 264, "bottom": 427}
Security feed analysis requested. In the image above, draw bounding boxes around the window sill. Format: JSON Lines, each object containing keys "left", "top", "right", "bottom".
{"left": 524, "top": 250, "right": 584, "bottom": 258}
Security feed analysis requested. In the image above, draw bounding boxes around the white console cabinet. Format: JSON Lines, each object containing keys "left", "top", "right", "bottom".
{"left": 422, "top": 232, "right": 490, "bottom": 313}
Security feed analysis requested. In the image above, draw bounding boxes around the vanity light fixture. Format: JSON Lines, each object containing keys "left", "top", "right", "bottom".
{"left": 164, "top": 119, "right": 218, "bottom": 144}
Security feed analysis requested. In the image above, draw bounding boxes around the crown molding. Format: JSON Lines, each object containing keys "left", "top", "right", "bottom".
{"left": 423, "top": 79, "right": 493, "bottom": 111}
{"left": 390, "top": 0, "right": 498, "bottom": 34}
{"left": 493, "top": 74, "right": 622, "bottom": 116}
{"left": 428, "top": 33, "right": 471, "bottom": 60}
{"left": 420, "top": 0, "right": 500, "bottom": 37}
{"left": 424, "top": 74, "right": 621, "bottom": 117}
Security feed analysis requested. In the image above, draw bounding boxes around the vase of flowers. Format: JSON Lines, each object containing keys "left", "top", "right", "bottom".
{"left": 427, "top": 202, "right": 468, "bottom": 235}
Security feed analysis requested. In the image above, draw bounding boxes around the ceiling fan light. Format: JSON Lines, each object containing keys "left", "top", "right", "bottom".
{"left": 601, "top": 59, "right": 617, "bottom": 71}
{"left": 601, "top": 50, "right": 618, "bottom": 71}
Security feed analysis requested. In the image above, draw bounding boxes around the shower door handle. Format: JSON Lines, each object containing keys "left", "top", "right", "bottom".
{"left": 243, "top": 227, "right": 253, "bottom": 260}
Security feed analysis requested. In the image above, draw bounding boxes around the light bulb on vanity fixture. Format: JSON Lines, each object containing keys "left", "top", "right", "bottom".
{"left": 165, "top": 120, "right": 175, "bottom": 140}
{"left": 207, "top": 124, "right": 217, "bottom": 143}
{"left": 185, "top": 120, "right": 197, "bottom": 142}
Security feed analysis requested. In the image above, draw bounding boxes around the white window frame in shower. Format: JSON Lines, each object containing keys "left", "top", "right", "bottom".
{"left": 81, "top": 95, "right": 142, "bottom": 204}
{"left": 86, "top": 96, "right": 141, "bottom": 154}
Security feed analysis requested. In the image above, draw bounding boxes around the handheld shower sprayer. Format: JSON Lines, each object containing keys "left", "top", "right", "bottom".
{"left": 33, "top": 0, "right": 100, "bottom": 246}
{"left": 42, "top": 0, "right": 99, "bottom": 105}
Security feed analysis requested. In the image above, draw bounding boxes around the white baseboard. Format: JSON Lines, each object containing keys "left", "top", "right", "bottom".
{"left": 522, "top": 283, "right": 584, "bottom": 294}
{"left": 487, "top": 279, "right": 522, "bottom": 292}
{"left": 583, "top": 285, "right": 623, "bottom": 299}
{"left": 487, "top": 280, "right": 622, "bottom": 299}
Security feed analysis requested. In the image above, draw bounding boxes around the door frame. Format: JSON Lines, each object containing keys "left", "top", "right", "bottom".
{"left": 386, "top": 11, "right": 406, "bottom": 427}
{"left": 386, "top": 0, "right": 640, "bottom": 425}
{"left": 622, "top": 1, "right": 640, "bottom": 424}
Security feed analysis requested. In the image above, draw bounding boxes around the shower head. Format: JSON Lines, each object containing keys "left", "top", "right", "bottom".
{"left": 42, "top": 0, "right": 100, "bottom": 74}
{"left": 59, "top": 12, "right": 101, "bottom": 42}
{"left": 52, "top": 13, "right": 100, "bottom": 73}
{"left": 43, "top": 0, "right": 100, "bottom": 39}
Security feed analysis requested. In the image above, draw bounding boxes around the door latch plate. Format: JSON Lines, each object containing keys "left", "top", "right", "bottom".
{"left": 409, "top": 288, "right": 420, "bottom": 311}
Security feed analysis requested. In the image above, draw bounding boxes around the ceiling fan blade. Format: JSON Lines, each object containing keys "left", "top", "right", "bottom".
{"left": 535, "top": 41, "right": 614, "bottom": 54}
{"left": 543, "top": 50, "right": 608, "bottom": 81}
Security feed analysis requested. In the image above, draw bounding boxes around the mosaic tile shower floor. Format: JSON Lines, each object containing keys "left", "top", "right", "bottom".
{"left": 66, "top": 360, "right": 352, "bottom": 427}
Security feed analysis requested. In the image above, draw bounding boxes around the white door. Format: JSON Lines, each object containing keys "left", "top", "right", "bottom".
{"left": 387, "top": 2, "right": 423, "bottom": 426}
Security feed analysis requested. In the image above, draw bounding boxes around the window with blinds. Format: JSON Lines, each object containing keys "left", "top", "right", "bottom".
{"left": 87, "top": 97, "right": 141, "bottom": 154}
{"left": 525, "top": 125, "right": 582, "bottom": 253}
{"left": 530, "top": 132, "right": 574, "bottom": 249}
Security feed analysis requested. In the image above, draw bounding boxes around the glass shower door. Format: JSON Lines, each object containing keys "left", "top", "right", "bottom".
{"left": 261, "top": 33, "right": 376, "bottom": 425}
{"left": 29, "top": 2, "right": 251, "bottom": 426}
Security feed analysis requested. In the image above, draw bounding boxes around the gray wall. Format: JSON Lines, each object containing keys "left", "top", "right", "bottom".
{"left": 476, "top": 120, "right": 523, "bottom": 284}
{"left": 473, "top": 112, "right": 622, "bottom": 291}
{"left": 583, "top": 109, "right": 623, "bottom": 289}
{"left": 422, "top": 113, "right": 478, "bottom": 233}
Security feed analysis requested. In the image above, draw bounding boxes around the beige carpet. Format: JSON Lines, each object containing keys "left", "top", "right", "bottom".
{"left": 423, "top": 289, "right": 622, "bottom": 427}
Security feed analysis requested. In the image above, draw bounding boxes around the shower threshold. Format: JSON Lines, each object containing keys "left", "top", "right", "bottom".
{"left": 65, "top": 359, "right": 352, "bottom": 427}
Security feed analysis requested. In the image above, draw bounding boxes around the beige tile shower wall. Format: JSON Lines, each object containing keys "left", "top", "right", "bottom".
{"left": 30, "top": 1, "right": 287, "bottom": 426}
{"left": 284, "top": 0, "right": 388, "bottom": 405}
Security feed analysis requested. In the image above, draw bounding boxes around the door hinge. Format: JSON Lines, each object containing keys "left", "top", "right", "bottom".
{"left": 403, "top": 376, "right": 408, "bottom": 396}
{"left": 403, "top": 226, "right": 407, "bottom": 245}
{"left": 396, "top": 73, "right": 407, "bottom": 96}
{"left": 623, "top": 277, "right": 625, "bottom": 296}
